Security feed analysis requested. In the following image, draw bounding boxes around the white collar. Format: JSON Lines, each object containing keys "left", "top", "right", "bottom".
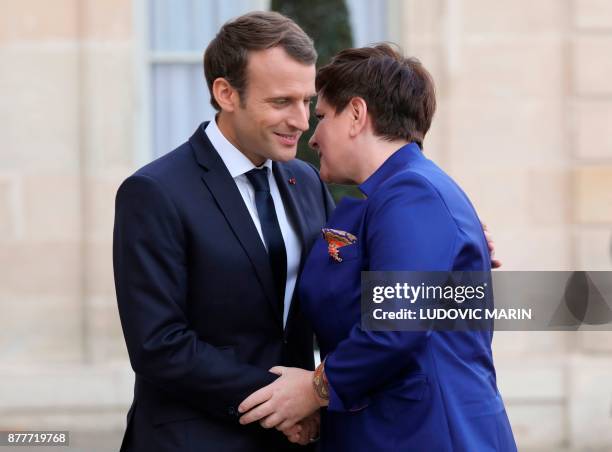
{"left": 204, "top": 119, "right": 273, "bottom": 178}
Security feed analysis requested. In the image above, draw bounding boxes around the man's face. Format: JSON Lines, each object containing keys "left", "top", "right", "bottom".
{"left": 309, "top": 96, "right": 356, "bottom": 184}
{"left": 226, "top": 46, "right": 316, "bottom": 165}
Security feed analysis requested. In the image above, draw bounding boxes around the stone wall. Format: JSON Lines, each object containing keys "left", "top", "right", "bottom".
{"left": 398, "top": 0, "right": 612, "bottom": 449}
{"left": 1, "top": 0, "right": 611, "bottom": 450}
{"left": 0, "top": 0, "right": 134, "bottom": 433}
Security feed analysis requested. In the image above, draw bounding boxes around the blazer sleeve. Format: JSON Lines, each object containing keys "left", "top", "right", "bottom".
{"left": 324, "top": 173, "right": 460, "bottom": 412}
{"left": 113, "top": 174, "right": 277, "bottom": 422}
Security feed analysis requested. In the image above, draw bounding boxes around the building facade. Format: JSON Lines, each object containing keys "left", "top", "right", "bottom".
{"left": 1, "top": 0, "right": 611, "bottom": 449}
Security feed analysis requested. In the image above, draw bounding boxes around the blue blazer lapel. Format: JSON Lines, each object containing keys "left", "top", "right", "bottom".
{"left": 189, "top": 124, "right": 283, "bottom": 325}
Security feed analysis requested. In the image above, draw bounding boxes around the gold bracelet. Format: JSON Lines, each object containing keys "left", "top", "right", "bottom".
{"left": 313, "top": 359, "right": 329, "bottom": 400}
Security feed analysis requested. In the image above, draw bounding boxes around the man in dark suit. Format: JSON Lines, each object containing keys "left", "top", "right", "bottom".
{"left": 113, "top": 11, "right": 333, "bottom": 451}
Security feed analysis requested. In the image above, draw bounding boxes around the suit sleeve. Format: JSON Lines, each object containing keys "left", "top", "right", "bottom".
{"left": 113, "top": 174, "right": 277, "bottom": 422}
{"left": 324, "top": 173, "right": 460, "bottom": 412}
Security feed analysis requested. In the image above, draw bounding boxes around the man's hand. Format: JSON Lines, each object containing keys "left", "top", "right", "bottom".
{"left": 282, "top": 411, "right": 320, "bottom": 445}
{"left": 238, "top": 366, "right": 323, "bottom": 430}
{"left": 482, "top": 222, "right": 502, "bottom": 268}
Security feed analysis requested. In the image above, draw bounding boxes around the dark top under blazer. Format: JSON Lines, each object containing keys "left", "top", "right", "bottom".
{"left": 113, "top": 123, "right": 334, "bottom": 452}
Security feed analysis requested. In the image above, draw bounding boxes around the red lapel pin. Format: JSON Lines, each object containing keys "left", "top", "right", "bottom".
{"left": 288, "top": 177, "right": 296, "bottom": 185}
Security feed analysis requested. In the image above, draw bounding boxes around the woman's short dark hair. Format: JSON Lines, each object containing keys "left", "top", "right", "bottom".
{"left": 316, "top": 43, "right": 436, "bottom": 148}
{"left": 204, "top": 11, "right": 317, "bottom": 110}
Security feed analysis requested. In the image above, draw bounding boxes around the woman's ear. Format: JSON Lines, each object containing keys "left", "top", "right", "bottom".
{"left": 212, "top": 78, "right": 238, "bottom": 112}
{"left": 348, "top": 97, "right": 368, "bottom": 137}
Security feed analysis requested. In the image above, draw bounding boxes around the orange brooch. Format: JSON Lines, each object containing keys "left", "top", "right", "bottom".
{"left": 322, "top": 228, "right": 357, "bottom": 262}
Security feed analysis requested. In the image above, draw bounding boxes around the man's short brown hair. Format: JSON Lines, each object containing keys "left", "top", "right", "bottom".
{"left": 316, "top": 43, "right": 436, "bottom": 148}
{"left": 204, "top": 11, "right": 317, "bottom": 110}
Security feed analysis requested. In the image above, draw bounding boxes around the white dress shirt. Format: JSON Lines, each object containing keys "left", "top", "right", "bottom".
{"left": 204, "top": 120, "right": 301, "bottom": 327}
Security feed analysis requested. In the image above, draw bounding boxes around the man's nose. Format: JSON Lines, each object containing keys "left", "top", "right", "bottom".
{"left": 287, "top": 102, "right": 310, "bottom": 131}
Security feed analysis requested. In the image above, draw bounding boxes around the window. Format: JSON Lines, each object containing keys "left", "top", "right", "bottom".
{"left": 145, "top": 0, "right": 268, "bottom": 159}
{"left": 347, "top": 0, "right": 390, "bottom": 47}
{"left": 143, "top": 0, "right": 394, "bottom": 160}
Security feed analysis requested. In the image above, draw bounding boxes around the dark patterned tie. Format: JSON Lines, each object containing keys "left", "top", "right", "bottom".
{"left": 246, "top": 168, "right": 287, "bottom": 312}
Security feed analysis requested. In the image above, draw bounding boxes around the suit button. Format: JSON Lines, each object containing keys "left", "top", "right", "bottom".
{"left": 283, "top": 338, "right": 288, "bottom": 345}
{"left": 227, "top": 406, "right": 237, "bottom": 417}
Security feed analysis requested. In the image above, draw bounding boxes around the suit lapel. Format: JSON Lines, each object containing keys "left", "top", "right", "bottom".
{"left": 273, "top": 163, "right": 308, "bottom": 256}
{"left": 273, "top": 162, "right": 313, "bottom": 329}
{"left": 189, "top": 124, "right": 283, "bottom": 325}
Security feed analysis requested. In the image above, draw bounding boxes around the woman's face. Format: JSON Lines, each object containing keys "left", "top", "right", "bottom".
{"left": 308, "top": 96, "right": 357, "bottom": 184}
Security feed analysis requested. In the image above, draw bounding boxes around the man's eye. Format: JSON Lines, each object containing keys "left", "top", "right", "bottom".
{"left": 315, "top": 114, "right": 324, "bottom": 120}
{"left": 273, "top": 99, "right": 289, "bottom": 105}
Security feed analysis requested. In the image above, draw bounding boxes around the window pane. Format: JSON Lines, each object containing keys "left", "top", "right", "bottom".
{"left": 347, "top": 0, "right": 389, "bottom": 47}
{"left": 151, "top": 64, "right": 215, "bottom": 157}
{"left": 149, "top": 0, "right": 267, "bottom": 159}
{"left": 150, "top": 0, "right": 262, "bottom": 52}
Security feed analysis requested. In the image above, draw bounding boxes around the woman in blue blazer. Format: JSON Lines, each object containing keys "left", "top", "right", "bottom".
{"left": 304, "top": 44, "right": 517, "bottom": 451}
{"left": 239, "top": 44, "right": 516, "bottom": 451}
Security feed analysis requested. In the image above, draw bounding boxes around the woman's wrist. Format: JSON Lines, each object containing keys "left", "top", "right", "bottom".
{"left": 313, "top": 358, "right": 330, "bottom": 406}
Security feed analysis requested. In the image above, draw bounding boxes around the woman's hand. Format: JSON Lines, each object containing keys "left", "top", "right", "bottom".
{"left": 282, "top": 411, "right": 320, "bottom": 445}
{"left": 482, "top": 222, "right": 502, "bottom": 268}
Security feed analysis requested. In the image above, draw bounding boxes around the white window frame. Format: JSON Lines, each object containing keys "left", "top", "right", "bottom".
{"left": 133, "top": 0, "right": 400, "bottom": 166}
{"left": 133, "top": 0, "right": 269, "bottom": 166}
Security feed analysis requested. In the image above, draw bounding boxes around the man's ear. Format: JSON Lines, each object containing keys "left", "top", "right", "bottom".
{"left": 212, "top": 78, "right": 238, "bottom": 112}
{"left": 348, "top": 97, "right": 368, "bottom": 137}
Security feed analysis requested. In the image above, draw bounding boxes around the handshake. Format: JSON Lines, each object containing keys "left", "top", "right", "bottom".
{"left": 238, "top": 366, "right": 329, "bottom": 445}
